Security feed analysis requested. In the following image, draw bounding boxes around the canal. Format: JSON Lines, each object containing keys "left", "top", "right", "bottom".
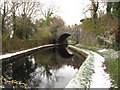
{"left": 2, "top": 46, "right": 85, "bottom": 88}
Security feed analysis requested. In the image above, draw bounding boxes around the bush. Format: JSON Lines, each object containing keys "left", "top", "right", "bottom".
{"left": 33, "top": 27, "right": 51, "bottom": 43}
{"left": 111, "top": 42, "right": 120, "bottom": 51}
{"left": 97, "top": 37, "right": 105, "bottom": 45}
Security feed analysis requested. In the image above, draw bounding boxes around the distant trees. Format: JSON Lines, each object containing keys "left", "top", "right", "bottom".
{"left": 106, "top": 1, "right": 120, "bottom": 49}
{"left": 40, "top": 8, "right": 54, "bottom": 27}
{"left": 1, "top": 1, "right": 65, "bottom": 52}
{"left": 1, "top": 1, "right": 64, "bottom": 40}
{"left": 1, "top": 2, "right": 24, "bottom": 37}
{"left": 1, "top": 1, "right": 42, "bottom": 39}
{"left": 114, "top": 2, "right": 120, "bottom": 49}
{"left": 106, "top": 2, "right": 120, "bottom": 17}
{"left": 33, "top": 11, "right": 65, "bottom": 43}
{"left": 49, "top": 17, "right": 65, "bottom": 43}
{"left": 106, "top": 2, "right": 113, "bottom": 15}
{"left": 113, "top": 2, "right": 120, "bottom": 18}
{"left": 81, "top": 0, "right": 120, "bottom": 49}
{"left": 15, "top": 14, "right": 34, "bottom": 40}
{"left": 85, "top": 0, "right": 120, "bottom": 20}
{"left": 91, "top": 1, "right": 99, "bottom": 19}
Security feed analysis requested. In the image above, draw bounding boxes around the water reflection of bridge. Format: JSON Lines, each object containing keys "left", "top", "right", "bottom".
{"left": 34, "top": 46, "right": 85, "bottom": 69}
{"left": 2, "top": 46, "right": 85, "bottom": 88}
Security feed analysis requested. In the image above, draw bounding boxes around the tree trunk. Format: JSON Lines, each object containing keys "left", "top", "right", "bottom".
{"left": 12, "top": 3, "right": 16, "bottom": 38}
{"left": 106, "top": 2, "right": 112, "bottom": 15}
{"left": 92, "top": 2, "right": 99, "bottom": 19}
{"left": 2, "top": 2, "right": 6, "bottom": 34}
{"left": 115, "top": 1, "right": 120, "bottom": 50}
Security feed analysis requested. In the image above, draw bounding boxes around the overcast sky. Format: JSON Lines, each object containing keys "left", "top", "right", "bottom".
{"left": 1, "top": 0, "right": 107, "bottom": 26}
{"left": 40, "top": 0, "right": 91, "bottom": 26}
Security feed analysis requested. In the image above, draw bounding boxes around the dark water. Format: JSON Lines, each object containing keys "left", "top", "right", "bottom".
{"left": 2, "top": 46, "right": 85, "bottom": 88}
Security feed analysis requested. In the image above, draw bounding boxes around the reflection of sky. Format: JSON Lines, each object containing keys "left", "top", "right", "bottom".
{"left": 30, "top": 65, "right": 78, "bottom": 88}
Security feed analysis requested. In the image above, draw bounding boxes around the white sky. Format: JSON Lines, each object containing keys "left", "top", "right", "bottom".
{"left": 40, "top": 0, "right": 91, "bottom": 26}
{"left": 1, "top": 0, "right": 107, "bottom": 26}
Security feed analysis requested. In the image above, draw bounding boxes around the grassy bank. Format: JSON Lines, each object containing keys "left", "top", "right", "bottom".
{"left": 80, "top": 15, "right": 118, "bottom": 37}
{"left": 2, "top": 39, "right": 51, "bottom": 54}
{"left": 105, "top": 58, "right": 119, "bottom": 88}
{"left": 78, "top": 14, "right": 120, "bottom": 51}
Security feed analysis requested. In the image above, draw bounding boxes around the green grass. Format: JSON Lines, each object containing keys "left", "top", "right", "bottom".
{"left": 105, "top": 57, "right": 119, "bottom": 88}
{"left": 80, "top": 15, "right": 118, "bottom": 37}
{"left": 75, "top": 44, "right": 103, "bottom": 55}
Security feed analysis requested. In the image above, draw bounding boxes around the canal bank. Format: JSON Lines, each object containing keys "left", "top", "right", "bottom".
{"left": 0, "top": 44, "right": 59, "bottom": 65}
{"left": 66, "top": 45, "right": 112, "bottom": 88}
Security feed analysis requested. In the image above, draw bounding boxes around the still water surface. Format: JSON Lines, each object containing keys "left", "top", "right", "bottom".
{"left": 2, "top": 46, "right": 84, "bottom": 88}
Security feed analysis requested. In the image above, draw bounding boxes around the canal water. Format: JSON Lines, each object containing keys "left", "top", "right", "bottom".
{"left": 2, "top": 46, "right": 85, "bottom": 88}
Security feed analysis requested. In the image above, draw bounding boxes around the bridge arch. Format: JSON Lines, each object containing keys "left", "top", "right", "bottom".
{"left": 58, "top": 33, "right": 71, "bottom": 44}
{"left": 56, "top": 28, "right": 80, "bottom": 45}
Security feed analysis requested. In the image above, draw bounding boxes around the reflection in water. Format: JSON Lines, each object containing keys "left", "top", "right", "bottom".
{"left": 2, "top": 46, "right": 84, "bottom": 88}
{"left": 58, "top": 46, "right": 73, "bottom": 58}
{"left": 2, "top": 56, "right": 37, "bottom": 83}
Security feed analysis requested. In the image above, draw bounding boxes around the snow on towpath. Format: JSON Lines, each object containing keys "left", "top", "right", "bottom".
{"left": 66, "top": 45, "right": 112, "bottom": 88}
{"left": 90, "top": 51, "right": 111, "bottom": 88}
{"left": 0, "top": 44, "right": 56, "bottom": 60}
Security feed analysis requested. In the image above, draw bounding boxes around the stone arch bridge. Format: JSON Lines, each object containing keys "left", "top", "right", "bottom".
{"left": 54, "top": 27, "right": 81, "bottom": 45}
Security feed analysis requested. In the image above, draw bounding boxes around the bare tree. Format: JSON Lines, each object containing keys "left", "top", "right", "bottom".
{"left": 1, "top": 1, "right": 23, "bottom": 36}
{"left": 91, "top": 0, "right": 99, "bottom": 19}
{"left": 83, "top": 0, "right": 99, "bottom": 19}
{"left": 17, "top": 2, "right": 42, "bottom": 21}
{"left": 1, "top": 1, "right": 42, "bottom": 38}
